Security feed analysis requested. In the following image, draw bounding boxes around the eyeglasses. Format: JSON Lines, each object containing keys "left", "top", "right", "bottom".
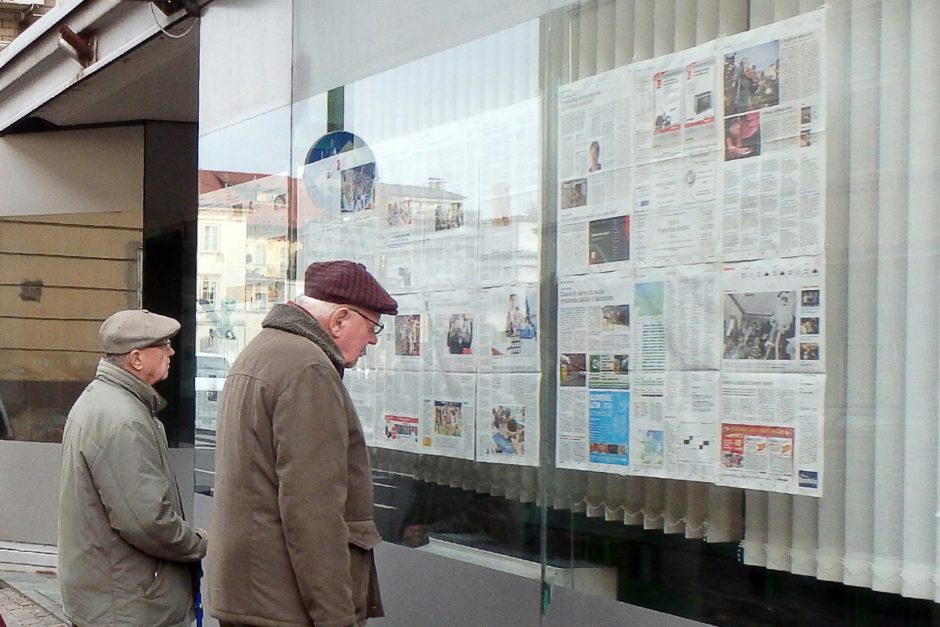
{"left": 146, "top": 338, "right": 172, "bottom": 349}
{"left": 347, "top": 308, "right": 384, "bottom": 335}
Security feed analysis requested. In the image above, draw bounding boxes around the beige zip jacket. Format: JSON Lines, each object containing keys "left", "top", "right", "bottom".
{"left": 58, "top": 359, "right": 207, "bottom": 627}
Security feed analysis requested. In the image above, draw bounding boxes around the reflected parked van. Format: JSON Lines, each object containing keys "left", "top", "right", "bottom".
{"left": 195, "top": 352, "right": 231, "bottom": 431}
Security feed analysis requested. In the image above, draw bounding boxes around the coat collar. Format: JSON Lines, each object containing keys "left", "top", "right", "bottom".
{"left": 95, "top": 359, "right": 167, "bottom": 415}
{"left": 262, "top": 303, "right": 346, "bottom": 376}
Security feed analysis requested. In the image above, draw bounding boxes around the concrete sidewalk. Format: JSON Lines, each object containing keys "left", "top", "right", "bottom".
{"left": 0, "top": 571, "right": 67, "bottom": 627}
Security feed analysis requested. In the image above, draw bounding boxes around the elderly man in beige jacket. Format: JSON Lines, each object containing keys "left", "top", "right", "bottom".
{"left": 58, "top": 309, "right": 208, "bottom": 627}
{"left": 208, "top": 260, "right": 396, "bottom": 627}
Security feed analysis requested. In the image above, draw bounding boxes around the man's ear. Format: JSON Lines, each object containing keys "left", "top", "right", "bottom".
{"left": 128, "top": 350, "right": 144, "bottom": 372}
{"left": 328, "top": 307, "right": 348, "bottom": 338}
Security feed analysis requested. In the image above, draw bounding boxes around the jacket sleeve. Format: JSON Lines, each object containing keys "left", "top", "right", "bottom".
{"left": 91, "top": 421, "right": 208, "bottom": 562}
{"left": 273, "top": 364, "right": 356, "bottom": 627}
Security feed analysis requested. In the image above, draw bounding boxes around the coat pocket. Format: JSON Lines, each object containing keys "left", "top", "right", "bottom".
{"left": 346, "top": 519, "right": 384, "bottom": 620}
{"left": 143, "top": 559, "right": 164, "bottom": 598}
{"left": 346, "top": 519, "right": 382, "bottom": 550}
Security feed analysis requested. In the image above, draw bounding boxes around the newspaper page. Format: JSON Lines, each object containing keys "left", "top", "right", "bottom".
{"left": 418, "top": 119, "right": 480, "bottom": 292}
{"left": 478, "top": 99, "right": 541, "bottom": 287}
{"left": 629, "top": 371, "right": 719, "bottom": 482}
{"left": 556, "top": 387, "right": 630, "bottom": 474}
{"left": 378, "top": 293, "right": 428, "bottom": 372}
{"left": 718, "top": 372, "right": 824, "bottom": 495}
{"left": 719, "top": 10, "right": 825, "bottom": 261}
{"left": 558, "top": 272, "right": 633, "bottom": 386}
{"left": 428, "top": 290, "right": 478, "bottom": 373}
{"left": 371, "top": 117, "right": 483, "bottom": 292}
{"left": 375, "top": 182, "right": 427, "bottom": 294}
{"left": 631, "top": 43, "right": 721, "bottom": 266}
{"left": 420, "top": 372, "right": 476, "bottom": 460}
{"left": 721, "top": 256, "right": 824, "bottom": 373}
{"left": 556, "top": 66, "right": 632, "bottom": 276}
{"left": 556, "top": 272, "right": 633, "bottom": 473}
{"left": 632, "top": 263, "right": 722, "bottom": 372}
{"left": 375, "top": 370, "right": 425, "bottom": 452}
{"left": 299, "top": 217, "right": 378, "bottom": 271}
{"left": 632, "top": 153, "right": 719, "bottom": 267}
{"left": 476, "top": 373, "right": 539, "bottom": 466}
{"left": 478, "top": 283, "right": 539, "bottom": 373}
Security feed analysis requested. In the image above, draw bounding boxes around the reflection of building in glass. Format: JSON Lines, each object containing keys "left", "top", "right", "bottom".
{"left": 197, "top": 171, "right": 291, "bottom": 359}
{"left": 377, "top": 179, "right": 465, "bottom": 232}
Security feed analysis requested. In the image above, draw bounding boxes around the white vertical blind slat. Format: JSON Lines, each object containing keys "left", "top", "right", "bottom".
{"left": 633, "top": 0, "right": 655, "bottom": 60}
{"left": 596, "top": 0, "right": 616, "bottom": 72}
{"left": 766, "top": 493, "right": 793, "bottom": 571}
{"left": 586, "top": 471, "right": 607, "bottom": 517}
{"left": 568, "top": 6, "right": 582, "bottom": 81}
{"left": 695, "top": 0, "right": 720, "bottom": 43}
{"left": 748, "top": 0, "right": 774, "bottom": 28}
{"left": 901, "top": 0, "right": 940, "bottom": 600}
{"left": 706, "top": 486, "right": 743, "bottom": 543}
{"left": 577, "top": 0, "right": 598, "bottom": 79}
{"left": 742, "top": 490, "right": 768, "bottom": 567}
{"left": 623, "top": 476, "right": 646, "bottom": 525}
{"left": 674, "top": 0, "right": 698, "bottom": 50}
{"left": 684, "top": 482, "right": 708, "bottom": 539}
{"left": 841, "top": 0, "right": 880, "bottom": 590}
{"left": 605, "top": 476, "right": 627, "bottom": 520}
{"left": 614, "top": 0, "right": 636, "bottom": 66}
{"left": 790, "top": 496, "right": 819, "bottom": 576}
{"left": 663, "top": 480, "right": 688, "bottom": 534}
{"left": 643, "top": 478, "right": 665, "bottom": 529}
{"left": 814, "top": 0, "right": 851, "bottom": 585}
{"left": 864, "top": 0, "right": 908, "bottom": 597}
{"left": 653, "top": 0, "right": 677, "bottom": 56}
{"left": 717, "top": 0, "right": 748, "bottom": 35}
{"left": 773, "top": 0, "right": 801, "bottom": 20}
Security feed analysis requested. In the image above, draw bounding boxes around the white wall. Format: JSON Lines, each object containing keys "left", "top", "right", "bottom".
{"left": 198, "top": 0, "right": 292, "bottom": 136}
{"left": 0, "top": 442, "right": 195, "bottom": 546}
{"left": 0, "top": 126, "right": 144, "bottom": 218}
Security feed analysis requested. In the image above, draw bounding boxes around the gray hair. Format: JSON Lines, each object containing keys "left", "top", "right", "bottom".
{"left": 103, "top": 353, "right": 130, "bottom": 367}
{"left": 294, "top": 294, "right": 341, "bottom": 321}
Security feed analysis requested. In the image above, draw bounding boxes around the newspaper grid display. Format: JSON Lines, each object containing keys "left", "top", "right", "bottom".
{"left": 555, "top": 10, "right": 826, "bottom": 496}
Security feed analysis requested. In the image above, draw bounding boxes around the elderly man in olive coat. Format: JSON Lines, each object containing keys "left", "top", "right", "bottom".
{"left": 208, "top": 261, "right": 396, "bottom": 627}
{"left": 58, "top": 309, "right": 208, "bottom": 627}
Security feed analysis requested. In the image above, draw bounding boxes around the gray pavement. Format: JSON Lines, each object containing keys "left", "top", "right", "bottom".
{"left": 0, "top": 571, "right": 67, "bottom": 627}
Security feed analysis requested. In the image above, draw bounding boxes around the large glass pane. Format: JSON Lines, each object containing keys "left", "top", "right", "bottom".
{"left": 291, "top": 1, "right": 549, "bottom": 623}
{"left": 195, "top": 106, "right": 293, "bottom": 494}
{"left": 539, "top": 0, "right": 940, "bottom": 625}
{"left": 199, "top": 0, "right": 940, "bottom": 624}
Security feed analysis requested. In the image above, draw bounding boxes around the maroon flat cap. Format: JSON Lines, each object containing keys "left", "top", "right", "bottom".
{"left": 305, "top": 260, "right": 398, "bottom": 315}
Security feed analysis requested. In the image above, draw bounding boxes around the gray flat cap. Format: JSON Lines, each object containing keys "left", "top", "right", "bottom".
{"left": 99, "top": 309, "right": 180, "bottom": 353}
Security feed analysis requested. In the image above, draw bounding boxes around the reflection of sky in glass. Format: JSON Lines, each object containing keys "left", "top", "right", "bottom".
{"left": 293, "top": 20, "right": 539, "bottom": 199}
{"left": 199, "top": 94, "right": 329, "bottom": 176}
